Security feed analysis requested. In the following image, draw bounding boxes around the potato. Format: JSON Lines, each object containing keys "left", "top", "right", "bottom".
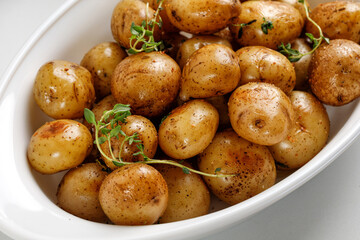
{"left": 111, "top": 51, "right": 181, "bottom": 117}
{"left": 290, "top": 38, "right": 312, "bottom": 90}
{"left": 305, "top": 1, "right": 360, "bottom": 43}
{"left": 111, "top": 0, "right": 161, "bottom": 49}
{"left": 205, "top": 95, "right": 231, "bottom": 128}
{"left": 308, "top": 39, "right": 360, "bottom": 106}
{"left": 165, "top": 0, "right": 241, "bottom": 34}
{"left": 230, "top": 1, "right": 304, "bottom": 50}
{"left": 162, "top": 32, "right": 189, "bottom": 60}
{"left": 176, "top": 36, "right": 233, "bottom": 69}
{"left": 179, "top": 44, "right": 241, "bottom": 101}
{"left": 56, "top": 163, "right": 108, "bottom": 223}
{"left": 99, "top": 163, "right": 168, "bottom": 225}
{"left": 33, "top": 60, "right": 95, "bottom": 119}
{"left": 27, "top": 120, "right": 93, "bottom": 174}
{"left": 100, "top": 115, "right": 158, "bottom": 170}
{"left": 155, "top": 162, "right": 210, "bottom": 223}
{"left": 228, "top": 82, "right": 295, "bottom": 146}
{"left": 198, "top": 129, "right": 276, "bottom": 205}
{"left": 275, "top": 0, "right": 309, "bottom": 22}
{"left": 269, "top": 91, "right": 330, "bottom": 170}
{"left": 235, "top": 46, "right": 296, "bottom": 95}
{"left": 80, "top": 42, "right": 127, "bottom": 100}
{"left": 159, "top": 99, "right": 219, "bottom": 159}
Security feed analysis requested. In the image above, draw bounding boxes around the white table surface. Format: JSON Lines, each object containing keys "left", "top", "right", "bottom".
{"left": 1, "top": 1, "right": 360, "bottom": 239}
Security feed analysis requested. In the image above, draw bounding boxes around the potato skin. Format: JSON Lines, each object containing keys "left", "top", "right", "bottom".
{"left": 111, "top": 0, "right": 160, "bottom": 49}
{"left": 269, "top": 91, "right": 330, "bottom": 170}
{"left": 228, "top": 82, "right": 294, "bottom": 146}
{"left": 159, "top": 99, "right": 219, "bottom": 159}
{"left": 80, "top": 42, "right": 127, "bottom": 100}
{"left": 308, "top": 39, "right": 360, "bottom": 106}
{"left": 56, "top": 163, "right": 108, "bottom": 223}
{"left": 179, "top": 44, "right": 241, "bottom": 101}
{"left": 230, "top": 1, "right": 304, "bottom": 49}
{"left": 290, "top": 38, "right": 312, "bottom": 90}
{"left": 27, "top": 120, "right": 93, "bottom": 174}
{"left": 305, "top": 1, "right": 360, "bottom": 43}
{"left": 176, "top": 36, "right": 233, "bottom": 69}
{"left": 155, "top": 162, "right": 210, "bottom": 223}
{"left": 165, "top": 0, "right": 241, "bottom": 34}
{"left": 111, "top": 51, "right": 181, "bottom": 117}
{"left": 100, "top": 115, "right": 158, "bottom": 170}
{"left": 33, "top": 60, "right": 95, "bottom": 119}
{"left": 235, "top": 46, "right": 296, "bottom": 95}
{"left": 198, "top": 129, "right": 276, "bottom": 205}
{"left": 99, "top": 163, "right": 168, "bottom": 225}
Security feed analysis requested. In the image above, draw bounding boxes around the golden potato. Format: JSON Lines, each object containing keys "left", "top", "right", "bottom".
{"left": 99, "top": 163, "right": 168, "bottom": 225}
{"left": 290, "top": 38, "right": 312, "bottom": 90}
{"left": 33, "top": 60, "right": 95, "bottom": 119}
{"left": 176, "top": 36, "right": 233, "bottom": 69}
{"left": 100, "top": 115, "right": 158, "bottom": 170}
{"left": 111, "top": 51, "right": 181, "bottom": 117}
{"left": 228, "top": 82, "right": 295, "bottom": 146}
{"left": 80, "top": 42, "right": 127, "bottom": 100}
{"left": 27, "top": 120, "right": 93, "bottom": 174}
{"left": 179, "top": 44, "right": 241, "bottom": 101}
{"left": 198, "top": 129, "right": 276, "bottom": 205}
{"left": 56, "top": 163, "right": 108, "bottom": 223}
{"left": 269, "top": 91, "right": 330, "bottom": 170}
{"left": 305, "top": 1, "right": 360, "bottom": 43}
{"left": 235, "top": 46, "right": 296, "bottom": 95}
{"left": 165, "top": 0, "right": 241, "bottom": 34}
{"left": 230, "top": 1, "right": 304, "bottom": 50}
{"left": 308, "top": 39, "right": 360, "bottom": 106}
{"left": 111, "top": 0, "right": 161, "bottom": 49}
{"left": 155, "top": 162, "right": 210, "bottom": 223}
{"left": 159, "top": 99, "right": 219, "bottom": 159}
{"left": 275, "top": 0, "right": 309, "bottom": 22}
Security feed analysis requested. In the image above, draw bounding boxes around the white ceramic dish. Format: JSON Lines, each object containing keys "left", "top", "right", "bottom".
{"left": 0, "top": 0, "right": 359, "bottom": 239}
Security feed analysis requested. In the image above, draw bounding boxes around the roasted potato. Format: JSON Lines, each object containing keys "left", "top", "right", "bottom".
{"left": 33, "top": 60, "right": 95, "bottom": 119}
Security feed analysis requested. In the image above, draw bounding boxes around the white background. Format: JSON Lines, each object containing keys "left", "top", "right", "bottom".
{"left": 0, "top": 0, "right": 360, "bottom": 239}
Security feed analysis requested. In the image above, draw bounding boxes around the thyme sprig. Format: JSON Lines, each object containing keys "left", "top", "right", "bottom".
{"left": 278, "top": 0, "right": 330, "bottom": 62}
{"left": 233, "top": 19, "right": 257, "bottom": 38}
{"left": 127, "top": 0, "right": 165, "bottom": 54}
{"left": 84, "top": 104, "right": 234, "bottom": 178}
{"left": 261, "top": 18, "right": 274, "bottom": 34}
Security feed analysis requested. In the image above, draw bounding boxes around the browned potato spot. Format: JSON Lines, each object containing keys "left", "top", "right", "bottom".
{"left": 159, "top": 99, "right": 219, "bottom": 159}
{"left": 269, "top": 91, "right": 330, "bottom": 170}
{"left": 27, "top": 120, "right": 93, "bottom": 174}
{"left": 99, "top": 163, "right": 168, "bottom": 225}
{"left": 236, "top": 46, "right": 296, "bottom": 95}
{"left": 309, "top": 39, "right": 360, "bottom": 106}
{"left": 111, "top": 51, "right": 181, "bottom": 117}
{"left": 228, "top": 82, "right": 295, "bottom": 146}
{"left": 33, "top": 60, "right": 95, "bottom": 119}
{"left": 57, "top": 163, "right": 108, "bottom": 223}
{"left": 198, "top": 129, "right": 276, "bottom": 205}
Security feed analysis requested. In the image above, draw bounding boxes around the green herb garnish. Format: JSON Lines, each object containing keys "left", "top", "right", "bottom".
{"left": 261, "top": 18, "right": 274, "bottom": 34}
{"left": 234, "top": 19, "right": 257, "bottom": 38}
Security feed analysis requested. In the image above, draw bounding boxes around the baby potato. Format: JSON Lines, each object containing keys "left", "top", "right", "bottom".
{"left": 176, "top": 36, "right": 233, "bottom": 69}
{"left": 80, "top": 42, "right": 127, "bottom": 100}
{"left": 27, "top": 120, "right": 93, "bottom": 174}
{"left": 100, "top": 115, "right": 158, "bottom": 170}
{"left": 235, "top": 46, "right": 296, "bottom": 95}
{"left": 179, "top": 44, "right": 241, "bottom": 101}
{"left": 111, "top": 0, "right": 161, "bottom": 49}
{"left": 308, "top": 39, "right": 360, "bottom": 106}
{"left": 228, "top": 82, "right": 295, "bottom": 146}
{"left": 56, "top": 163, "right": 108, "bottom": 223}
{"left": 230, "top": 1, "right": 304, "bottom": 50}
{"left": 205, "top": 95, "right": 231, "bottom": 128}
{"left": 111, "top": 51, "right": 181, "bottom": 117}
{"left": 165, "top": 0, "right": 241, "bottom": 34}
{"left": 155, "top": 162, "right": 210, "bottom": 223}
{"left": 269, "top": 91, "right": 330, "bottom": 170}
{"left": 305, "top": 1, "right": 360, "bottom": 43}
{"left": 198, "top": 129, "right": 276, "bottom": 205}
{"left": 290, "top": 38, "right": 312, "bottom": 90}
{"left": 99, "top": 163, "right": 168, "bottom": 225}
{"left": 274, "top": 0, "right": 309, "bottom": 22}
{"left": 33, "top": 60, "right": 95, "bottom": 119}
{"left": 159, "top": 99, "right": 219, "bottom": 159}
